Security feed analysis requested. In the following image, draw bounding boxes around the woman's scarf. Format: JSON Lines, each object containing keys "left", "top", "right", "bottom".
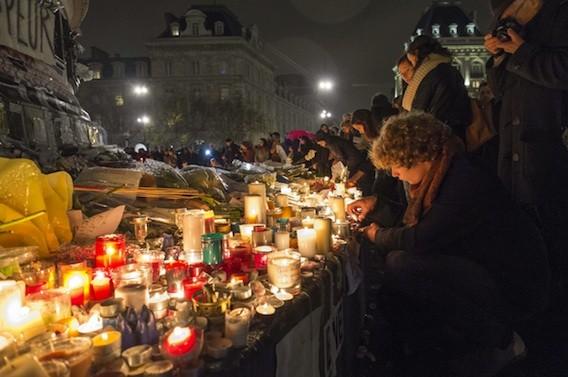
{"left": 402, "top": 53, "right": 452, "bottom": 112}
{"left": 403, "top": 136, "right": 464, "bottom": 226}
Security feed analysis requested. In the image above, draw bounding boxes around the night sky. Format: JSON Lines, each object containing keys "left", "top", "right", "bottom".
{"left": 80, "top": 0, "right": 493, "bottom": 117}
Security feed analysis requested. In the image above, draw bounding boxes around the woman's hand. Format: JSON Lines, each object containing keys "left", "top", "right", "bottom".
{"left": 347, "top": 196, "right": 377, "bottom": 221}
{"left": 360, "top": 223, "right": 379, "bottom": 241}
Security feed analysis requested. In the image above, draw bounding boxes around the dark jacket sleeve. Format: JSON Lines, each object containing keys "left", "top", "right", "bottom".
{"left": 374, "top": 160, "right": 484, "bottom": 253}
{"left": 505, "top": 4, "right": 568, "bottom": 90}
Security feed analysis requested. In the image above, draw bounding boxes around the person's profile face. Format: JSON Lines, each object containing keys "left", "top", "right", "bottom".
{"left": 398, "top": 61, "right": 415, "bottom": 84}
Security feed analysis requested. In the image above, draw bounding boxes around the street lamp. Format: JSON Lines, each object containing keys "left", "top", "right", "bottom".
{"left": 137, "top": 115, "right": 151, "bottom": 125}
{"left": 318, "top": 79, "right": 334, "bottom": 92}
{"left": 133, "top": 85, "right": 149, "bottom": 96}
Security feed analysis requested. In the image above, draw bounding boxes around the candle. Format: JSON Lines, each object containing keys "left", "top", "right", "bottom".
{"left": 183, "top": 278, "right": 206, "bottom": 301}
{"left": 3, "top": 305, "right": 46, "bottom": 341}
{"left": 255, "top": 302, "right": 276, "bottom": 316}
{"left": 201, "top": 233, "right": 224, "bottom": 266}
{"left": 267, "top": 251, "right": 301, "bottom": 290}
{"left": 132, "top": 217, "right": 149, "bottom": 245}
{"left": 26, "top": 289, "right": 71, "bottom": 324}
{"left": 135, "top": 251, "right": 164, "bottom": 283}
{"left": 225, "top": 308, "right": 251, "bottom": 348}
{"left": 239, "top": 223, "right": 263, "bottom": 242}
{"left": 78, "top": 312, "right": 103, "bottom": 336}
{"left": 330, "top": 196, "right": 346, "bottom": 221}
{"left": 161, "top": 326, "right": 200, "bottom": 361}
{"left": 230, "top": 273, "right": 249, "bottom": 285}
{"left": 148, "top": 291, "right": 170, "bottom": 320}
{"left": 300, "top": 207, "right": 317, "bottom": 219}
{"left": 165, "top": 261, "right": 187, "bottom": 299}
{"left": 95, "top": 234, "right": 126, "bottom": 269}
{"left": 297, "top": 228, "right": 317, "bottom": 258}
{"left": 67, "top": 273, "right": 87, "bottom": 306}
{"left": 90, "top": 271, "right": 112, "bottom": 301}
{"left": 333, "top": 220, "right": 351, "bottom": 239}
{"left": 122, "top": 344, "right": 153, "bottom": 368}
{"left": 248, "top": 182, "right": 267, "bottom": 204}
{"left": 314, "top": 218, "right": 332, "bottom": 254}
{"left": 92, "top": 331, "right": 121, "bottom": 364}
{"left": 275, "top": 194, "right": 289, "bottom": 208}
{"left": 33, "top": 337, "right": 93, "bottom": 377}
{"left": 301, "top": 216, "right": 315, "bottom": 229}
{"left": 0, "top": 281, "right": 25, "bottom": 327}
{"left": 244, "top": 195, "right": 266, "bottom": 224}
{"left": 275, "top": 231, "right": 290, "bottom": 251}
{"left": 114, "top": 284, "right": 148, "bottom": 313}
{"left": 183, "top": 211, "right": 205, "bottom": 253}
{"left": 253, "top": 246, "right": 274, "bottom": 270}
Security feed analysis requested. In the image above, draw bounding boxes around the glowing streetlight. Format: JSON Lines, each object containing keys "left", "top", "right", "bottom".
{"left": 320, "top": 110, "right": 332, "bottom": 119}
{"left": 318, "top": 80, "right": 334, "bottom": 92}
{"left": 133, "top": 85, "right": 149, "bottom": 96}
{"left": 137, "top": 115, "right": 150, "bottom": 125}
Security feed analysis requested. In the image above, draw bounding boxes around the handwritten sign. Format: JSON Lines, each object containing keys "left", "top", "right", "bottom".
{"left": 0, "top": 0, "right": 56, "bottom": 65}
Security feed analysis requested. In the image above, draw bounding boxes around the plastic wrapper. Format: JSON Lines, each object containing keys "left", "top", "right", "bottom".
{"left": 134, "top": 160, "right": 189, "bottom": 189}
{"left": 180, "top": 165, "right": 228, "bottom": 201}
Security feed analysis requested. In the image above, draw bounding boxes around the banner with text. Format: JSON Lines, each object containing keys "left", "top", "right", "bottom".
{"left": 0, "top": 0, "right": 56, "bottom": 65}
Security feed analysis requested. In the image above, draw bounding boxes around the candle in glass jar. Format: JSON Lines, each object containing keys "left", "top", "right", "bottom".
{"left": 314, "top": 218, "right": 332, "bottom": 254}
{"left": 132, "top": 217, "right": 149, "bottom": 245}
{"left": 297, "top": 228, "right": 317, "bottom": 258}
{"left": 224, "top": 308, "right": 251, "bottom": 348}
{"left": 65, "top": 272, "right": 89, "bottom": 306}
{"left": 253, "top": 246, "right": 274, "bottom": 270}
{"left": 165, "top": 261, "right": 187, "bottom": 299}
{"left": 244, "top": 195, "right": 266, "bottom": 224}
{"left": 114, "top": 284, "right": 148, "bottom": 313}
{"left": 162, "top": 326, "right": 197, "bottom": 356}
{"left": 0, "top": 353, "right": 50, "bottom": 377}
{"left": 90, "top": 270, "right": 112, "bottom": 301}
{"left": 301, "top": 217, "right": 315, "bottom": 229}
{"left": 148, "top": 291, "right": 170, "bottom": 320}
{"left": 92, "top": 331, "right": 121, "bottom": 364}
{"left": 275, "top": 231, "right": 290, "bottom": 251}
{"left": 183, "top": 278, "right": 206, "bottom": 301}
{"left": 256, "top": 302, "right": 276, "bottom": 316}
{"left": 95, "top": 234, "right": 126, "bottom": 269}
{"left": 267, "top": 252, "right": 301, "bottom": 290}
{"left": 135, "top": 251, "right": 164, "bottom": 283}
{"left": 183, "top": 211, "right": 205, "bottom": 253}
{"left": 3, "top": 305, "right": 46, "bottom": 341}
{"left": 26, "top": 289, "right": 71, "bottom": 325}
{"left": 248, "top": 182, "right": 267, "bottom": 203}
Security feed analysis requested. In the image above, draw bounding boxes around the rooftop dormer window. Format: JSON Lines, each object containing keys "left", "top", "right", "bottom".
{"left": 170, "top": 22, "right": 180, "bottom": 37}
{"left": 466, "top": 23, "right": 476, "bottom": 36}
{"left": 432, "top": 24, "right": 441, "bottom": 38}
{"left": 416, "top": 28, "right": 423, "bottom": 36}
{"left": 449, "top": 23, "right": 458, "bottom": 37}
{"left": 192, "top": 23, "right": 199, "bottom": 36}
{"left": 214, "top": 21, "right": 224, "bottom": 36}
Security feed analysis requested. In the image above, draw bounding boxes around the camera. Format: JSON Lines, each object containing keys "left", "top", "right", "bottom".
{"left": 492, "top": 17, "right": 524, "bottom": 42}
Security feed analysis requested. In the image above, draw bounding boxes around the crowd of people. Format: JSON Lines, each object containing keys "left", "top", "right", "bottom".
{"left": 128, "top": 1, "right": 567, "bottom": 375}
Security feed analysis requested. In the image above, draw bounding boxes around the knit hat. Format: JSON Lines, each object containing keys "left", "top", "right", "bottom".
{"left": 491, "top": 0, "right": 516, "bottom": 17}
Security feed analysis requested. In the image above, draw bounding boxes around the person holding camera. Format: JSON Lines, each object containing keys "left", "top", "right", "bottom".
{"left": 484, "top": 0, "right": 568, "bottom": 302}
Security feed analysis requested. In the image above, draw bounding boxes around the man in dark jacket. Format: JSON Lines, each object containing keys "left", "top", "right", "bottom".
{"left": 485, "top": 0, "right": 568, "bottom": 297}
{"left": 221, "top": 138, "right": 241, "bottom": 166}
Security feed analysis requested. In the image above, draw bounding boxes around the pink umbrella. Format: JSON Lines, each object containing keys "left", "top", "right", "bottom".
{"left": 286, "top": 130, "right": 315, "bottom": 141}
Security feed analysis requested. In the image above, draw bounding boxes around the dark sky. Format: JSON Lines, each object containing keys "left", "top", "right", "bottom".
{"left": 80, "top": 0, "right": 492, "bottom": 116}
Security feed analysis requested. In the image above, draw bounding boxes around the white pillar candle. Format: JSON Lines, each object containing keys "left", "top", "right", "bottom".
{"left": 183, "top": 211, "right": 205, "bottom": 252}
{"left": 301, "top": 217, "right": 315, "bottom": 229}
{"left": 225, "top": 307, "right": 251, "bottom": 348}
{"left": 330, "top": 196, "right": 346, "bottom": 221}
{"left": 239, "top": 223, "right": 262, "bottom": 242}
{"left": 115, "top": 284, "right": 149, "bottom": 313}
{"left": 314, "top": 218, "right": 332, "bottom": 254}
{"left": 297, "top": 228, "right": 317, "bottom": 258}
{"left": 275, "top": 231, "right": 290, "bottom": 251}
{"left": 248, "top": 182, "right": 267, "bottom": 203}
{"left": 244, "top": 195, "right": 266, "bottom": 224}
{"left": 275, "top": 194, "right": 289, "bottom": 208}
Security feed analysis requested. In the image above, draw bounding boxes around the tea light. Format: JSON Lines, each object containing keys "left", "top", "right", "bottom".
{"left": 122, "top": 344, "right": 153, "bottom": 368}
{"left": 144, "top": 360, "right": 174, "bottom": 377}
{"left": 330, "top": 196, "right": 346, "bottom": 221}
{"left": 274, "top": 290, "right": 294, "bottom": 301}
{"left": 230, "top": 273, "right": 249, "bottom": 285}
{"left": 95, "top": 234, "right": 126, "bottom": 269}
{"left": 225, "top": 307, "right": 251, "bottom": 348}
{"left": 314, "top": 217, "right": 332, "bottom": 254}
{"left": 183, "top": 211, "right": 205, "bottom": 253}
{"left": 275, "top": 231, "right": 290, "bottom": 251}
{"left": 91, "top": 270, "right": 112, "bottom": 301}
{"left": 253, "top": 246, "right": 274, "bottom": 270}
{"left": 33, "top": 337, "right": 93, "bottom": 377}
{"left": 161, "top": 326, "right": 202, "bottom": 364}
{"left": 230, "top": 284, "right": 252, "bottom": 301}
{"left": 255, "top": 302, "right": 276, "bottom": 316}
{"left": 92, "top": 331, "right": 121, "bottom": 364}
{"left": 297, "top": 228, "right": 317, "bottom": 258}
{"left": 78, "top": 312, "right": 103, "bottom": 336}
{"left": 244, "top": 194, "right": 266, "bottom": 224}
{"left": 114, "top": 284, "right": 148, "bottom": 313}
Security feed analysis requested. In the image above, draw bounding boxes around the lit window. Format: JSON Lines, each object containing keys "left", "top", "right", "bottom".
{"left": 214, "top": 21, "right": 224, "bottom": 35}
{"left": 171, "top": 22, "right": 180, "bottom": 37}
{"left": 93, "top": 70, "right": 101, "bottom": 79}
{"left": 416, "top": 28, "right": 423, "bottom": 36}
{"left": 432, "top": 24, "right": 440, "bottom": 38}
{"left": 466, "top": 23, "right": 476, "bottom": 36}
{"left": 115, "top": 95, "right": 124, "bottom": 106}
{"left": 471, "top": 80, "right": 481, "bottom": 89}
{"left": 449, "top": 23, "right": 458, "bottom": 37}
{"left": 192, "top": 23, "right": 199, "bottom": 36}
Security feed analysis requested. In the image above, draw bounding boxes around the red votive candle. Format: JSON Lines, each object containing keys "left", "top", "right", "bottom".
{"left": 162, "top": 326, "right": 197, "bottom": 356}
{"left": 95, "top": 234, "right": 126, "bottom": 269}
{"left": 90, "top": 270, "right": 113, "bottom": 301}
{"left": 183, "top": 278, "right": 206, "bottom": 300}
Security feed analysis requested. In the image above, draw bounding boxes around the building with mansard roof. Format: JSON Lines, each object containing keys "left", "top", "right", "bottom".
{"left": 78, "top": 4, "right": 320, "bottom": 145}
{"left": 394, "top": 1, "right": 490, "bottom": 97}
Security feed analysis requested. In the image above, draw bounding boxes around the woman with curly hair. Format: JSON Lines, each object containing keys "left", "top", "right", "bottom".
{"left": 349, "top": 112, "right": 549, "bottom": 375}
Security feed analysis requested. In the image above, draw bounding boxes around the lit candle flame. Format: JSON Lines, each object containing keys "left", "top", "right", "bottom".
{"left": 168, "top": 326, "right": 191, "bottom": 345}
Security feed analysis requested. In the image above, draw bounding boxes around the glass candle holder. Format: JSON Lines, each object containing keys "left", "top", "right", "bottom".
{"left": 21, "top": 261, "right": 56, "bottom": 295}
{"left": 148, "top": 290, "right": 170, "bottom": 320}
{"left": 114, "top": 284, "right": 148, "bottom": 313}
{"left": 183, "top": 278, "right": 206, "bottom": 301}
{"left": 201, "top": 233, "right": 224, "bottom": 266}
{"left": 26, "top": 289, "right": 71, "bottom": 325}
{"left": 332, "top": 220, "right": 351, "bottom": 239}
{"left": 32, "top": 337, "right": 93, "bottom": 377}
{"left": 110, "top": 263, "right": 152, "bottom": 289}
{"left": 191, "top": 289, "right": 230, "bottom": 318}
{"left": 174, "top": 208, "right": 187, "bottom": 231}
{"left": 92, "top": 330, "right": 121, "bottom": 365}
{"left": 94, "top": 234, "right": 126, "bottom": 269}
{"left": 225, "top": 307, "right": 251, "bottom": 348}
{"left": 160, "top": 326, "right": 203, "bottom": 366}
{"left": 90, "top": 270, "right": 113, "bottom": 301}
{"left": 135, "top": 250, "right": 164, "bottom": 283}
{"left": 267, "top": 251, "right": 301, "bottom": 294}
{"left": 253, "top": 246, "right": 275, "bottom": 270}
{"left": 132, "top": 217, "right": 150, "bottom": 245}
{"left": 59, "top": 262, "right": 91, "bottom": 306}
{"left": 165, "top": 261, "right": 187, "bottom": 299}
